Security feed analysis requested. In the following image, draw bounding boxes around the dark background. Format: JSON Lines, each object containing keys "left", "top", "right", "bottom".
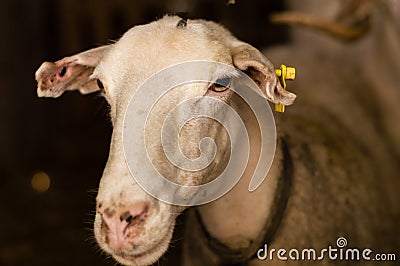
{"left": 0, "top": 1, "right": 288, "bottom": 265}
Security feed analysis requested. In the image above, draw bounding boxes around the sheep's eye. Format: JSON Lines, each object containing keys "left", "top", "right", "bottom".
{"left": 210, "top": 77, "right": 231, "bottom": 92}
{"left": 97, "top": 79, "right": 105, "bottom": 92}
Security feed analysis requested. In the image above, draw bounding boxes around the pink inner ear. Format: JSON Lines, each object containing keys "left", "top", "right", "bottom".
{"left": 36, "top": 61, "right": 73, "bottom": 90}
{"left": 55, "top": 64, "right": 70, "bottom": 81}
{"left": 36, "top": 54, "right": 101, "bottom": 97}
{"left": 243, "top": 66, "right": 296, "bottom": 105}
{"left": 46, "top": 64, "right": 72, "bottom": 87}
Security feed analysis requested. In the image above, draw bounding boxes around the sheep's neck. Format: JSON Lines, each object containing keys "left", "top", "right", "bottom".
{"left": 196, "top": 93, "right": 290, "bottom": 259}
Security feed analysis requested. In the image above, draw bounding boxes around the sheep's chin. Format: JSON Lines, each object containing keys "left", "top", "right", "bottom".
{"left": 111, "top": 222, "right": 175, "bottom": 266}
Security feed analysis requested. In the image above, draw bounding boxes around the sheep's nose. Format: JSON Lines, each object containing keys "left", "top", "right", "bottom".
{"left": 98, "top": 202, "right": 151, "bottom": 250}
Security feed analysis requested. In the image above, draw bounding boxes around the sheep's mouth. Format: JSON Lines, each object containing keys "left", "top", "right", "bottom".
{"left": 112, "top": 222, "right": 175, "bottom": 265}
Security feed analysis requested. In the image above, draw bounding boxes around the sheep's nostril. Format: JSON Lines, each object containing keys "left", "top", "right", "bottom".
{"left": 119, "top": 207, "right": 148, "bottom": 224}
{"left": 120, "top": 212, "right": 134, "bottom": 223}
{"left": 125, "top": 215, "right": 134, "bottom": 223}
{"left": 99, "top": 203, "right": 150, "bottom": 229}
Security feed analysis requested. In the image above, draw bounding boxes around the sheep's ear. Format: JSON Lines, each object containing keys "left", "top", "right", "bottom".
{"left": 35, "top": 45, "right": 110, "bottom": 98}
{"left": 231, "top": 42, "right": 296, "bottom": 105}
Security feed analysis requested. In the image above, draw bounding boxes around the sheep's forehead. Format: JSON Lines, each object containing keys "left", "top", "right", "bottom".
{"left": 97, "top": 16, "right": 233, "bottom": 88}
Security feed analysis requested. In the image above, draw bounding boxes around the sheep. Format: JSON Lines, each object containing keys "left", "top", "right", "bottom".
{"left": 35, "top": 6, "right": 399, "bottom": 266}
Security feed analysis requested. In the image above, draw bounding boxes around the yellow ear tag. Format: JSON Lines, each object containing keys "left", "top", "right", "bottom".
{"left": 274, "top": 64, "right": 296, "bottom": 113}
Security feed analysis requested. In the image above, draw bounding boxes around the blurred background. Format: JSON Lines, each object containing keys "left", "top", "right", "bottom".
{"left": 0, "top": 1, "right": 289, "bottom": 265}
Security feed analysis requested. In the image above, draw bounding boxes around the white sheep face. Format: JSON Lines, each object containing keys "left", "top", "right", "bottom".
{"left": 35, "top": 15, "right": 295, "bottom": 265}
{"left": 93, "top": 17, "right": 237, "bottom": 266}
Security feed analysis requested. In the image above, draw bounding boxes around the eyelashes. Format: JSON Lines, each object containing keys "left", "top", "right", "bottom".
{"left": 209, "top": 77, "right": 231, "bottom": 92}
